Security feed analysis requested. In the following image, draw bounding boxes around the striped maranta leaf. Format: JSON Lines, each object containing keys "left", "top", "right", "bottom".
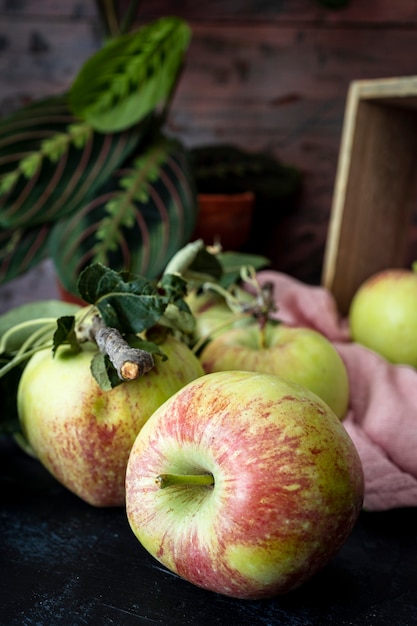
{"left": 50, "top": 135, "right": 198, "bottom": 295}
{"left": 0, "top": 16, "right": 195, "bottom": 292}
{"left": 0, "top": 94, "right": 150, "bottom": 230}
{"left": 0, "top": 223, "right": 51, "bottom": 284}
{"left": 69, "top": 17, "right": 191, "bottom": 133}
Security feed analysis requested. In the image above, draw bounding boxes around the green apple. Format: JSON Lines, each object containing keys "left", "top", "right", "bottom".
{"left": 185, "top": 287, "right": 253, "bottom": 342}
{"left": 349, "top": 267, "right": 417, "bottom": 366}
{"left": 17, "top": 334, "right": 204, "bottom": 507}
{"left": 126, "top": 370, "right": 364, "bottom": 599}
{"left": 199, "top": 321, "right": 349, "bottom": 419}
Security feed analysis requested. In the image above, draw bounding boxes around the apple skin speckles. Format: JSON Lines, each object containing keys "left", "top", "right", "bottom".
{"left": 126, "top": 370, "right": 364, "bottom": 600}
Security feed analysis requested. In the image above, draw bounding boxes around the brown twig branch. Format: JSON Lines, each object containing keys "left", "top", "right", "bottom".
{"left": 88, "top": 315, "right": 155, "bottom": 381}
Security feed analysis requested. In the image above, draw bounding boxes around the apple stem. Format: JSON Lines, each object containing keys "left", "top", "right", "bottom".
{"left": 155, "top": 473, "right": 215, "bottom": 489}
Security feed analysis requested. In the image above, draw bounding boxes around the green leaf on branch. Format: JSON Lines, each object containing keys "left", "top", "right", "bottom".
{"left": 53, "top": 316, "right": 81, "bottom": 355}
{"left": 97, "top": 293, "right": 169, "bottom": 335}
{"left": 158, "top": 273, "right": 189, "bottom": 302}
{"left": 217, "top": 252, "right": 270, "bottom": 288}
{"left": 162, "top": 240, "right": 224, "bottom": 284}
{"left": 77, "top": 263, "right": 158, "bottom": 303}
{"left": 77, "top": 263, "right": 185, "bottom": 336}
{"left": 90, "top": 352, "right": 121, "bottom": 391}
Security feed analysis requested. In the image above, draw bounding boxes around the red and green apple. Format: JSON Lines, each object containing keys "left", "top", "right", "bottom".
{"left": 199, "top": 321, "right": 349, "bottom": 420}
{"left": 126, "top": 370, "right": 364, "bottom": 600}
{"left": 17, "top": 333, "right": 204, "bottom": 507}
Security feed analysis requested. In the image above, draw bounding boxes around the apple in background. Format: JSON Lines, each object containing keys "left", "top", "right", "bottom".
{"left": 199, "top": 321, "right": 349, "bottom": 420}
{"left": 185, "top": 287, "right": 253, "bottom": 342}
{"left": 349, "top": 267, "right": 417, "bottom": 367}
{"left": 126, "top": 370, "right": 364, "bottom": 600}
{"left": 17, "top": 334, "right": 204, "bottom": 507}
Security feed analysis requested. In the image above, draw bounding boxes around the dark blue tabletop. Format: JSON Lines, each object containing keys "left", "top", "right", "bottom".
{"left": 1, "top": 436, "right": 416, "bottom": 626}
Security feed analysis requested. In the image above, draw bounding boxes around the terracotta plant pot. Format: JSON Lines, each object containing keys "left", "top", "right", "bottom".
{"left": 193, "top": 191, "right": 255, "bottom": 251}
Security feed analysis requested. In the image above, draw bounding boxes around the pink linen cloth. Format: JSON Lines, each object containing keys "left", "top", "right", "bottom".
{"left": 256, "top": 270, "right": 417, "bottom": 512}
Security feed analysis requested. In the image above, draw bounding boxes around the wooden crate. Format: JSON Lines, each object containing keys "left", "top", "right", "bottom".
{"left": 321, "top": 76, "right": 417, "bottom": 315}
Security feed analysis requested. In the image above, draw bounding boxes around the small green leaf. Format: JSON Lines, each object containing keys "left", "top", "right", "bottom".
{"left": 68, "top": 123, "right": 92, "bottom": 149}
{"left": 217, "top": 252, "right": 270, "bottom": 288}
{"left": 96, "top": 293, "right": 168, "bottom": 334}
{"left": 41, "top": 133, "right": 71, "bottom": 162}
{"left": 90, "top": 352, "right": 121, "bottom": 390}
{"left": 0, "top": 171, "right": 19, "bottom": 194}
{"left": 188, "top": 247, "right": 224, "bottom": 281}
{"left": 19, "top": 153, "right": 43, "bottom": 178}
{"left": 158, "top": 302, "right": 195, "bottom": 335}
{"left": 158, "top": 273, "right": 188, "bottom": 301}
{"left": 77, "top": 263, "right": 155, "bottom": 303}
{"left": 53, "top": 316, "right": 81, "bottom": 355}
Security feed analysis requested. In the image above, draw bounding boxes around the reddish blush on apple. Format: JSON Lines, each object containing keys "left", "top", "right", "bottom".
{"left": 126, "top": 370, "right": 364, "bottom": 600}
{"left": 17, "top": 334, "right": 205, "bottom": 507}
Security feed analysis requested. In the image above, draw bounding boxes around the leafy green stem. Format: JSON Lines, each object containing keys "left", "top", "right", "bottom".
{"left": 16, "top": 325, "right": 56, "bottom": 358}
{"left": 0, "top": 342, "right": 53, "bottom": 380}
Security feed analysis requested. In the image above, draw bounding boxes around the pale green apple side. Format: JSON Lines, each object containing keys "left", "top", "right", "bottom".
{"left": 17, "top": 335, "right": 204, "bottom": 506}
{"left": 199, "top": 323, "right": 349, "bottom": 419}
{"left": 185, "top": 288, "right": 253, "bottom": 341}
{"left": 349, "top": 269, "right": 417, "bottom": 366}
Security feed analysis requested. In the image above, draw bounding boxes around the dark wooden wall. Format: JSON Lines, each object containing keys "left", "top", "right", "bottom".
{"left": 1, "top": 1, "right": 417, "bottom": 284}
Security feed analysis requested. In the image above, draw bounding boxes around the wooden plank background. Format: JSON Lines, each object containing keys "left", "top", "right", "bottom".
{"left": 1, "top": 0, "right": 417, "bottom": 287}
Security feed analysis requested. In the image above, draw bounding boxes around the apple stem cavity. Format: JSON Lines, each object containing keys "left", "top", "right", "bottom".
{"left": 155, "top": 473, "right": 215, "bottom": 489}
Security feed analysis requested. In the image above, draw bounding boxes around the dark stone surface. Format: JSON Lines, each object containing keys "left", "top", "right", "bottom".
{"left": 1, "top": 436, "right": 416, "bottom": 626}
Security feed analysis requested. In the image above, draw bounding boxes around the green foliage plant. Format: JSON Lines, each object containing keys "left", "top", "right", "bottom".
{"left": 0, "top": 3, "right": 197, "bottom": 297}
